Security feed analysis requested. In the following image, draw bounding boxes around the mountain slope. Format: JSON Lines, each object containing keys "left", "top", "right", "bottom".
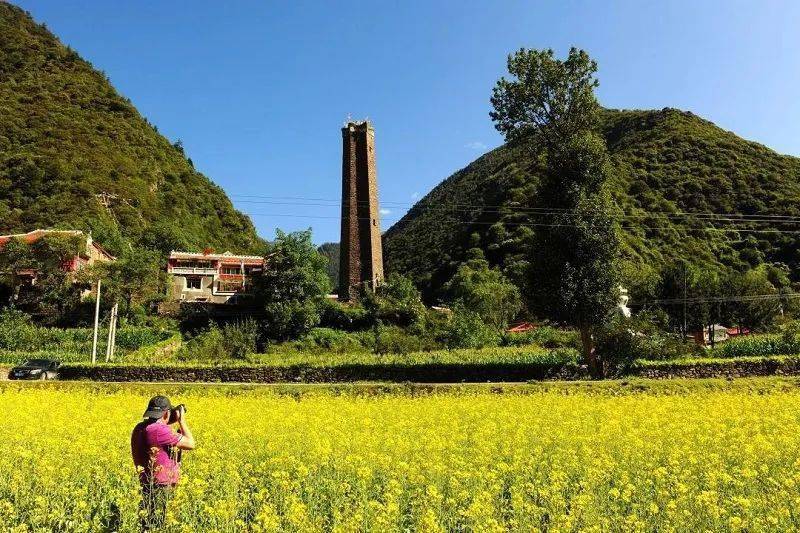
{"left": 384, "top": 108, "right": 800, "bottom": 300}
{"left": 0, "top": 3, "right": 261, "bottom": 255}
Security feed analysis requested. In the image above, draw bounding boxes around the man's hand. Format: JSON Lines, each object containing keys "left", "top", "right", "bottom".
{"left": 175, "top": 412, "right": 195, "bottom": 450}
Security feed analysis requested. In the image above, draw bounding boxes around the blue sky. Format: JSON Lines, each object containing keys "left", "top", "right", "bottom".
{"left": 16, "top": 1, "right": 800, "bottom": 244}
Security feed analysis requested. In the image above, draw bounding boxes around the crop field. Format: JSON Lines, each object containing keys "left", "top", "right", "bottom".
{"left": 2, "top": 380, "right": 800, "bottom": 532}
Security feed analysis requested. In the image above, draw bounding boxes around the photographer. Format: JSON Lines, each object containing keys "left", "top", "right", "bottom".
{"left": 130, "top": 395, "right": 196, "bottom": 531}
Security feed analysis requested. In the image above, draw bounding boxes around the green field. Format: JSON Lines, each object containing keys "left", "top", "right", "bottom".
{"left": 2, "top": 378, "right": 800, "bottom": 531}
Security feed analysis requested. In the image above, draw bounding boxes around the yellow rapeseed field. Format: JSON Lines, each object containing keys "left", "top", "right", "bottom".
{"left": 1, "top": 381, "right": 800, "bottom": 532}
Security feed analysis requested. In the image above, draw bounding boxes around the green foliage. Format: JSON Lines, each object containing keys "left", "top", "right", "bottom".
{"left": 0, "top": 308, "right": 174, "bottom": 363}
{"left": 0, "top": 233, "right": 86, "bottom": 324}
{"left": 501, "top": 326, "right": 580, "bottom": 349}
{"left": 489, "top": 48, "right": 621, "bottom": 375}
{"left": 317, "top": 242, "right": 340, "bottom": 291}
{"left": 711, "top": 334, "right": 787, "bottom": 359}
{"left": 363, "top": 273, "right": 427, "bottom": 330}
{"left": 373, "top": 325, "right": 430, "bottom": 355}
{"left": 85, "top": 246, "right": 164, "bottom": 318}
{"left": 653, "top": 261, "right": 789, "bottom": 337}
{"left": 0, "top": 4, "right": 261, "bottom": 255}
{"left": 240, "top": 345, "right": 578, "bottom": 368}
{"left": 177, "top": 320, "right": 258, "bottom": 362}
{"left": 444, "top": 249, "right": 522, "bottom": 331}
{"left": 0, "top": 308, "right": 37, "bottom": 351}
{"left": 443, "top": 305, "right": 501, "bottom": 350}
{"left": 252, "top": 230, "right": 331, "bottom": 342}
{"left": 319, "top": 300, "right": 371, "bottom": 332}
{"left": 384, "top": 107, "right": 800, "bottom": 312}
{"left": 285, "top": 327, "right": 369, "bottom": 354}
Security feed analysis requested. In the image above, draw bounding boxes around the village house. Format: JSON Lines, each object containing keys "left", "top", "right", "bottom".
{"left": 0, "top": 229, "right": 115, "bottom": 284}
{"left": 166, "top": 250, "right": 265, "bottom": 305}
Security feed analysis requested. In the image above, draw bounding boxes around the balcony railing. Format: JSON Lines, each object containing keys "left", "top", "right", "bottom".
{"left": 170, "top": 266, "right": 218, "bottom": 275}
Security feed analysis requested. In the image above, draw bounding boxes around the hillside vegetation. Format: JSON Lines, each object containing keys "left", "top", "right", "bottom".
{"left": 0, "top": 4, "right": 261, "bottom": 255}
{"left": 384, "top": 108, "right": 800, "bottom": 301}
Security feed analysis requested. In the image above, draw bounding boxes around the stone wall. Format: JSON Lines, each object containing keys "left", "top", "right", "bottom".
{"left": 56, "top": 357, "right": 800, "bottom": 384}
{"left": 630, "top": 358, "right": 800, "bottom": 379}
{"left": 59, "top": 363, "right": 585, "bottom": 383}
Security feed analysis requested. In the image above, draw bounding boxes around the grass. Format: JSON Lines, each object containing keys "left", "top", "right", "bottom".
{"left": 632, "top": 354, "right": 800, "bottom": 368}
{"left": 244, "top": 345, "right": 578, "bottom": 367}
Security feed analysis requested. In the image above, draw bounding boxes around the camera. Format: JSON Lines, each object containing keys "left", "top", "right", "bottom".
{"left": 168, "top": 404, "right": 187, "bottom": 424}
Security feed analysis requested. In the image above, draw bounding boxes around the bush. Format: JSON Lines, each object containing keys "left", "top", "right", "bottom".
{"left": 502, "top": 326, "right": 580, "bottom": 349}
{"left": 178, "top": 326, "right": 227, "bottom": 362}
{"left": 291, "top": 328, "right": 368, "bottom": 354}
{"left": 443, "top": 306, "right": 500, "bottom": 350}
{"left": 596, "top": 315, "right": 696, "bottom": 371}
{"left": 223, "top": 319, "right": 259, "bottom": 360}
{"left": 114, "top": 327, "right": 173, "bottom": 350}
{"left": 374, "top": 326, "right": 428, "bottom": 355}
{"left": 178, "top": 320, "right": 258, "bottom": 362}
{"left": 319, "top": 300, "right": 371, "bottom": 331}
{"left": 0, "top": 309, "right": 38, "bottom": 351}
{"left": 782, "top": 321, "right": 800, "bottom": 352}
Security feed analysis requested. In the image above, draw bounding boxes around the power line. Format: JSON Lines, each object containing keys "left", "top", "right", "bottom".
{"left": 229, "top": 194, "right": 800, "bottom": 223}
{"left": 646, "top": 293, "right": 800, "bottom": 305}
{"left": 241, "top": 212, "right": 800, "bottom": 235}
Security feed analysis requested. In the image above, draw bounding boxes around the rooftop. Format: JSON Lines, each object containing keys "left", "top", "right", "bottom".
{"left": 169, "top": 250, "right": 265, "bottom": 262}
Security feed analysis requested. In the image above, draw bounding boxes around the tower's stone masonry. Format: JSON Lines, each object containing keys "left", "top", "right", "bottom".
{"left": 339, "top": 121, "right": 384, "bottom": 301}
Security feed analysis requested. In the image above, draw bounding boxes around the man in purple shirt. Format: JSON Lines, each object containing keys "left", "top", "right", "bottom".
{"left": 131, "top": 396, "right": 196, "bottom": 531}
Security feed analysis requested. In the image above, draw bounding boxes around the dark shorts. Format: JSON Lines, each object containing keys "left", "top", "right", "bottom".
{"left": 140, "top": 483, "right": 175, "bottom": 531}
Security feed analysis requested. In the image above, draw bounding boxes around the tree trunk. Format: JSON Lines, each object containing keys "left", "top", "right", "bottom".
{"left": 579, "top": 325, "right": 602, "bottom": 378}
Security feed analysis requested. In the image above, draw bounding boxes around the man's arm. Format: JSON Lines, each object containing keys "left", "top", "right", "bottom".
{"left": 175, "top": 414, "right": 196, "bottom": 450}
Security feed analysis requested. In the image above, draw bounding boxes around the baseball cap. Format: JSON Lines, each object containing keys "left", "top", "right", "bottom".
{"left": 143, "top": 395, "right": 172, "bottom": 419}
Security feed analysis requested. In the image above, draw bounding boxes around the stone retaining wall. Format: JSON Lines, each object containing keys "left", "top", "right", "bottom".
{"left": 631, "top": 358, "right": 800, "bottom": 379}
{"left": 59, "top": 363, "right": 586, "bottom": 383}
{"left": 49, "top": 358, "right": 800, "bottom": 383}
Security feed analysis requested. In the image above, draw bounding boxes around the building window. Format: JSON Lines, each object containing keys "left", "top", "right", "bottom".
{"left": 186, "top": 277, "right": 202, "bottom": 290}
{"left": 218, "top": 280, "right": 244, "bottom": 293}
{"left": 222, "top": 266, "right": 242, "bottom": 275}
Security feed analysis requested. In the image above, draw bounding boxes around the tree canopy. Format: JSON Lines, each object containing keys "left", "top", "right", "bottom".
{"left": 489, "top": 48, "right": 620, "bottom": 375}
{"left": 252, "top": 230, "right": 331, "bottom": 342}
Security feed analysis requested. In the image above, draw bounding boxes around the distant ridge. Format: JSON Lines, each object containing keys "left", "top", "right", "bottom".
{"left": 0, "top": 3, "right": 262, "bottom": 255}
{"left": 384, "top": 108, "right": 800, "bottom": 300}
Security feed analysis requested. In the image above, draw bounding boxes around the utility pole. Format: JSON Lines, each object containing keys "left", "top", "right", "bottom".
{"left": 683, "top": 264, "right": 687, "bottom": 338}
{"left": 110, "top": 303, "right": 119, "bottom": 361}
{"left": 105, "top": 302, "right": 118, "bottom": 362}
{"left": 91, "top": 279, "right": 102, "bottom": 364}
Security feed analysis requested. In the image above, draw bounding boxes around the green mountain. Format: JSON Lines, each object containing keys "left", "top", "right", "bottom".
{"left": 384, "top": 108, "right": 800, "bottom": 301}
{"left": 0, "top": 3, "right": 261, "bottom": 255}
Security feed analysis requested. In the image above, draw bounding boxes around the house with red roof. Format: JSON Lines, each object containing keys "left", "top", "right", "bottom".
{"left": 0, "top": 229, "right": 115, "bottom": 283}
{"left": 166, "top": 250, "right": 265, "bottom": 305}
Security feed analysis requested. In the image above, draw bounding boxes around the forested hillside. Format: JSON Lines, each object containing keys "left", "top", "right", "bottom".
{"left": 384, "top": 108, "right": 800, "bottom": 301}
{"left": 0, "top": 3, "right": 261, "bottom": 255}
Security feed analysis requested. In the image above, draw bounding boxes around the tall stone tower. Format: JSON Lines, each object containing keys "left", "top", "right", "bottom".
{"left": 339, "top": 120, "right": 384, "bottom": 301}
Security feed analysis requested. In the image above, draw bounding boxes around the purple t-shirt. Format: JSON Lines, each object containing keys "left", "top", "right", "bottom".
{"left": 131, "top": 421, "right": 182, "bottom": 485}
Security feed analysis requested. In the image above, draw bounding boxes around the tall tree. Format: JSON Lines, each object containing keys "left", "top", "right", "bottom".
{"left": 490, "top": 48, "right": 621, "bottom": 376}
{"left": 83, "top": 247, "right": 164, "bottom": 318}
{"left": 252, "top": 230, "right": 331, "bottom": 342}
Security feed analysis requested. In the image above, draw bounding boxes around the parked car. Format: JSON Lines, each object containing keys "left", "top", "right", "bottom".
{"left": 8, "top": 359, "right": 60, "bottom": 380}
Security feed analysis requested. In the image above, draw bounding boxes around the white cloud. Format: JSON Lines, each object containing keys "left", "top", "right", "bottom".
{"left": 465, "top": 141, "right": 488, "bottom": 151}
{"left": 379, "top": 208, "right": 392, "bottom": 216}
{"left": 411, "top": 191, "right": 420, "bottom": 200}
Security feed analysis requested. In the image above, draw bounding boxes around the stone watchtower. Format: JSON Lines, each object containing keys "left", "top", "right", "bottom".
{"left": 338, "top": 121, "right": 384, "bottom": 301}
